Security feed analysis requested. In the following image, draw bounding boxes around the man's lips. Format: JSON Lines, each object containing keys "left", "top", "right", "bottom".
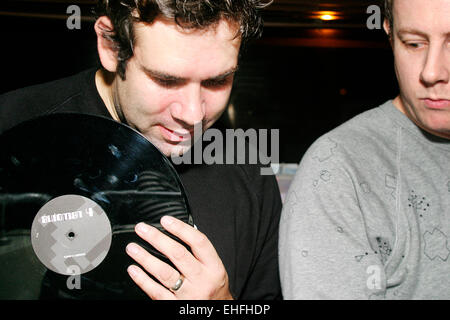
{"left": 422, "top": 98, "right": 450, "bottom": 110}
{"left": 159, "top": 125, "right": 194, "bottom": 142}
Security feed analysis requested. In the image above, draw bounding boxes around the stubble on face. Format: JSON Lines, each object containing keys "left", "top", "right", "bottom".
{"left": 100, "top": 17, "right": 241, "bottom": 156}
{"left": 390, "top": 0, "right": 450, "bottom": 139}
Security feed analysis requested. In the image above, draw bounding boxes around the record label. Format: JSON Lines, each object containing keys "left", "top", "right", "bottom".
{"left": 30, "top": 195, "right": 112, "bottom": 276}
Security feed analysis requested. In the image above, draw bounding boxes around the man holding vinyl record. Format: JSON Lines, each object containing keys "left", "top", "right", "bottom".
{"left": 0, "top": 0, "right": 282, "bottom": 300}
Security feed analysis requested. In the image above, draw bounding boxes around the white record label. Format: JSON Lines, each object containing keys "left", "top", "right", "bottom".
{"left": 31, "top": 195, "right": 112, "bottom": 275}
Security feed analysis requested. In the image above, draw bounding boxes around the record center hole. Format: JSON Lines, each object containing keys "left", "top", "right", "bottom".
{"left": 67, "top": 232, "right": 75, "bottom": 239}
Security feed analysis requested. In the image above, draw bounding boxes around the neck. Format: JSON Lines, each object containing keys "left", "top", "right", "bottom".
{"left": 95, "top": 69, "right": 120, "bottom": 122}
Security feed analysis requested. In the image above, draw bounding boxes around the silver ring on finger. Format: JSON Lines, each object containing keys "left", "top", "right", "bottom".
{"left": 171, "top": 274, "right": 185, "bottom": 292}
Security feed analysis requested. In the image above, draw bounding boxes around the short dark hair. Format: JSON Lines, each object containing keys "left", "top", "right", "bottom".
{"left": 94, "top": 0, "right": 271, "bottom": 79}
{"left": 384, "top": 0, "right": 393, "bottom": 34}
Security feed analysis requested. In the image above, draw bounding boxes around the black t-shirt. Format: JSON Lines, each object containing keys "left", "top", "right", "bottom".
{"left": 0, "top": 68, "right": 282, "bottom": 299}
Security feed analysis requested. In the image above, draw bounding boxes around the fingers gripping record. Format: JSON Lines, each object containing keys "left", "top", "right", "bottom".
{"left": 126, "top": 217, "right": 233, "bottom": 300}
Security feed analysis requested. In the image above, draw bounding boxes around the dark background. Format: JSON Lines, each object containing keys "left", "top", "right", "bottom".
{"left": 0, "top": 0, "right": 399, "bottom": 163}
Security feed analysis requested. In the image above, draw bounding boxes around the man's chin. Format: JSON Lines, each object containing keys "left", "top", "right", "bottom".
{"left": 161, "top": 143, "right": 193, "bottom": 159}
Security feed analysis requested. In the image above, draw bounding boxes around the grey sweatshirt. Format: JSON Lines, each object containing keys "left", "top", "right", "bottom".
{"left": 279, "top": 100, "right": 450, "bottom": 299}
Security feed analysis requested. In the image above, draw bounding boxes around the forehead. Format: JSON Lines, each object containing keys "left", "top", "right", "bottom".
{"left": 393, "top": 0, "right": 450, "bottom": 33}
{"left": 132, "top": 18, "right": 241, "bottom": 78}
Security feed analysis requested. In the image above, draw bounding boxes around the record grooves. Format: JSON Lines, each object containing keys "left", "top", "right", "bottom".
{"left": 0, "top": 113, "right": 193, "bottom": 299}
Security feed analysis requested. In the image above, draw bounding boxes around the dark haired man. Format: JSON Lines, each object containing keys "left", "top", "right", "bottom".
{"left": 0, "top": 0, "right": 282, "bottom": 300}
{"left": 280, "top": 0, "right": 450, "bottom": 299}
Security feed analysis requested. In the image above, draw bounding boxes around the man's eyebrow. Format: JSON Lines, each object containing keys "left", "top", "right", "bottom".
{"left": 207, "top": 66, "right": 239, "bottom": 81}
{"left": 141, "top": 66, "right": 239, "bottom": 81}
{"left": 142, "top": 68, "right": 185, "bottom": 81}
{"left": 397, "top": 29, "right": 450, "bottom": 39}
{"left": 397, "top": 29, "right": 428, "bottom": 38}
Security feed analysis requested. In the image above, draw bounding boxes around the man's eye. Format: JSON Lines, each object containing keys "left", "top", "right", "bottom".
{"left": 404, "top": 41, "right": 425, "bottom": 49}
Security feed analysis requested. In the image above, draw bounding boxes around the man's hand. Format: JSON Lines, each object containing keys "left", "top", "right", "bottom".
{"left": 125, "top": 215, "right": 234, "bottom": 300}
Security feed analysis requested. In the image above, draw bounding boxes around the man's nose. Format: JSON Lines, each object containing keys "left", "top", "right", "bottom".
{"left": 171, "top": 84, "right": 206, "bottom": 127}
{"left": 420, "top": 44, "right": 449, "bottom": 87}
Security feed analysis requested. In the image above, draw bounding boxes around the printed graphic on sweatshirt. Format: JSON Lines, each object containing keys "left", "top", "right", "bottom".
{"left": 408, "top": 190, "right": 431, "bottom": 218}
{"left": 312, "top": 138, "right": 338, "bottom": 163}
{"left": 423, "top": 228, "right": 450, "bottom": 262}
{"left": 313, "top": 170, "right": 332, "bottom": 187}
{"left": 407, "top": 188, "right": 449, "bottom": 262}
{"left": 354, "top": 237, "right": 392, "bottom": 264}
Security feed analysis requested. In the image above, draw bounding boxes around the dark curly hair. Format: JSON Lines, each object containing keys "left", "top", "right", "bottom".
{"left": 94, "top": 0, "right": 271, "bottom": 79}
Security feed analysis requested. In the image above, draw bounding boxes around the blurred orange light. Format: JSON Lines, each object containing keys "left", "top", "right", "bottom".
{"left": 321, "top": 14, "right": 334, "bottom": 20}
{"left": 313, "top": 11, "right": 339, "bottom": 21}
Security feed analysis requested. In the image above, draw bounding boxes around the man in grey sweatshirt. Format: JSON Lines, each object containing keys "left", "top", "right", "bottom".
{"left": 279, "top": 0, "right": 450, "bottom": 299}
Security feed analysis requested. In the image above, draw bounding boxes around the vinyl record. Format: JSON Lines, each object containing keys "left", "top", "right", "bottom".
{"left": 0, "top": 113, "right": 193, "bottom": 299}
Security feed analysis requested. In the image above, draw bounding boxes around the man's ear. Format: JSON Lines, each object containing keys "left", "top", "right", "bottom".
{"left": 383, "top": 19, "right": 393, "bottom": 45}
{"left": 94, "top": 16, "right": 118, "bottom": 72}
